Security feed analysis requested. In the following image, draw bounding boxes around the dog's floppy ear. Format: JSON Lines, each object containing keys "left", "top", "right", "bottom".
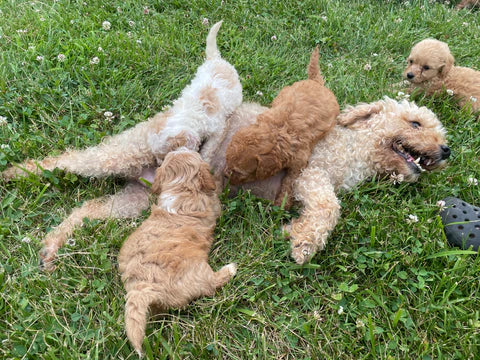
{"left": 255, "top": 152, "right": 283, "bottom": 180}
{"left": 198, "top": 165, "right": 216, "bottom": 193}
{"left": 337, "top": 102, "right": 383, "bottom": 128}
{"left": 151, "top": 167, "right": 163, "bottom": 194}
{"left": 438, "top": 52, "right": 454, "bottom": 79}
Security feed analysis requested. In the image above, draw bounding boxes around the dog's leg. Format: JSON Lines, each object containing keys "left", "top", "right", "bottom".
{"left": 274, "top": 165, "right": 305, "bottom": 209}
{"left": 285, "top": 168, "right": 340, "bottom": 264}
{"left": 2, "top": 123, "right": 158, "bottom": 181}
{"left": 200, "top": 132, "right": 224, "bottom": 164}
{"left": 40, "top": 182, "right": 150, "bottom": 271}
{"left": 211, "top": 263, "right": 237, "bottom": 289}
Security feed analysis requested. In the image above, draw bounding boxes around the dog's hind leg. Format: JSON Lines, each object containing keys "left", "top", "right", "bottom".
{"left": 40, "top": 182, "right": 150, "bottom": 271}
{"left": 285, "top": 168, "right": 340, "bottom": 264}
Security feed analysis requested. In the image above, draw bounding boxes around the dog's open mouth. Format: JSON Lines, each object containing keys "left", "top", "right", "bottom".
{"left": 392, "top": 141, "right": 438, "bottom": 172}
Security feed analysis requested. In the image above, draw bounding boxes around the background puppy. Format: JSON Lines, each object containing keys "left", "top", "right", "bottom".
{"left": 1, "top": 20, "right": 242, "bottom": 270}
{"left": 404, "top": 38, "right": 480, "bottom": 111}
{"left": 118, "top": 148, "right": 236, "bottom": 356}
{"left": 224, "top": 47, "right": 339, "bottom": 208}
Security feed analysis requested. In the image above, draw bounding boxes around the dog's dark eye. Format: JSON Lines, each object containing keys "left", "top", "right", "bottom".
{"left": 423, "top": 65, "right": 430, "bottom": 70}
{"left": 411, "top": 121, "right": 421, "bottom": 129}
{"left": 409, "top": 59, "right": 413, "bottom": 64}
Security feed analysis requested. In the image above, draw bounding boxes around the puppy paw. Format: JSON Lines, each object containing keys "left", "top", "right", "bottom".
{"left": 39, "top": 247, "right": 57, "bottom": 272}
{"left": 290, "top": 240, "right": 316, "bottom": 265}
{"left": 224, "top": 263, "right": 237, "bottom": 277}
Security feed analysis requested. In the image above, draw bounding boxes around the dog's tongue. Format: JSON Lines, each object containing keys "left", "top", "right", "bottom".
{"left": 406, "top": 153, "right": 415, "bottom": 162}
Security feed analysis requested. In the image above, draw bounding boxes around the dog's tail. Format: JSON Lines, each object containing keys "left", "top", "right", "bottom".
{"left": 124, "top": 284, "right": 167, "bottom": 356}
{"left": 307, "top": 46, "right": 324, "bottom": 86}
{"left": 206, "top": 20, "right": 223, "bottom": 60}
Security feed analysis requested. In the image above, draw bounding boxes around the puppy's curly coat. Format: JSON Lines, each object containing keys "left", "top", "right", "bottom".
{"left": 2, "top": 21, "right": 242, "bottom": 270}
{"left": 404, "top": 38, "right": 480, "bottom": 112}
{"left": 119, "top": 148, "right": 236, "bottom": 355}
{"left": 224, "top": 47, "right": 339, "bottom": 208}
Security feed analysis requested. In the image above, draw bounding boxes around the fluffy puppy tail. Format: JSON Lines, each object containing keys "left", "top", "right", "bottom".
{"left": 124, "top": 284, "right": 166, "bottom": 356}
{"left": 206, "top": 20, "right": 223, "bottom": 60}
{"left": 307, "top": 46, "right": 324, "bottom": 86}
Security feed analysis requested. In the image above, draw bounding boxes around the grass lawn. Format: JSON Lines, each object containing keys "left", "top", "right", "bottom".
{"left": 1, "top": 0, "right": 480, "bottom": 359}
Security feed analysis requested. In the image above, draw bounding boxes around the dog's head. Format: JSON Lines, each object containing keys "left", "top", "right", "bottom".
{"left": 404, "top": 39, "right": 454, "bottom": 84}
{"left": 224, "top": 123, "right": 282, "bottom": 184}
{"left": 338, "top": 97, "right": 450, "bottom": 182}
{"left": 152, "top": 147, "right": 218, "bottom": 215}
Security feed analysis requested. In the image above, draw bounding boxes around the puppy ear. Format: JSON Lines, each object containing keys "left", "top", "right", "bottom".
{"left": 151, "top": 167, "right": 163, "bottom": 194}
{"left": 439, "top": 53, "right": 454, "bottom": 79}
{"left": 337, "top": 102, "right": 383, "bottom": 128}
{"left": 199, "top": 165, "right": 216, "bottom": 193}
{"left": 255, "top": 153, "right": 282, "bottom": 180}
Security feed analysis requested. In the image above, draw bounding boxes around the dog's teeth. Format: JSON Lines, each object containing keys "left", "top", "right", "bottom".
{"left": 414, "top": 157, "right": 421, "bottom": 164}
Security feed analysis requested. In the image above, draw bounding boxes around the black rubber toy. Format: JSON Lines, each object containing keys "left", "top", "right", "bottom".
{"left": 440, "top": 197, "right": 480, "bottom": 251}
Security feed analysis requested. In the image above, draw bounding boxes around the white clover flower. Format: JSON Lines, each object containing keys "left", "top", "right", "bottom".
{"left": 70, "top": 20, "right": 74, "bottom": 24}
{"left": 313, "top": 310, "right": 321, "bottom": 320}
{"left": 327, "top": 63, "right": 333, "bottom": 68}
{"left": 57, "top": 53, "right": 66, "bottom": 62}
{"left": 462, "top": 22, "right": 469, "bottom": 27}
{"left": 321, "top": 15, "right": 327, "bottom": 21}
{"left": 446, "top": 89, "right": 454, "bottom": 96}
{"left": 394, "top": 18, "right": 403, "bottom": 23}
{"left": 470, "top": 96, "right": 477, "bottom": 103}
{"left": 136, "top": 39, "right": 142, "bottom": 44}
{"left": 17, "top": 29, "right": 27, "bottom": 34}
{"left": 468, "top": 177, "right": 478, "bottom": 186}
{"left": 256, "top": 90, "right": 264, "bottom": 96}
{"left": 36, "top": 55, "right": 44, "bottom": 62}
{"left": 363, "top": 63, "right": 372, "bottom": 71}
{"left": 117, "top": 7, "right": 122, "bottom": 13}
{"left": 436, "top": 200, "right": 446, "bottom": 211}
{"left": 40, "top": 17, "right": 45, "bottom": 22}
{"left": 98, "top": 46, "right": 104, "bottom": 52}
{"left": 127, "top": 31, "right": 132, "bottom": 37}
{"left": 406, "top": 214, "right": 419, "bottom": 224}
{"left": 67, "top": 238, "right": 76, "bottom": 246}
{"left": 202, "top": 18, "right": 209, "bottom": 26}
{"left": 372, "top": 53, "right": 378, "bottom": 57}
{"left": 143, "top": 6, "right": 150, "bottom": 14}
{"left": 90, "top": 56, "right": 100, "bottom": 65}
{"left": 0, "top": 116, "right": 7, "bottom": 126}
{"left": 128, "top": 20, "right": 135, "bottom": 27}
{"left": 1, "top": 144, "right": 10, "bottom": 150}
{"left": 337, "top": 306, "right": 344, "bottom": 315}
{"left": 21, "top": 237, "right": 31, "bottom": 243}
{"left": 356, "top": 319, "right": 365, "bottom": 328}
{"left": 271, "top": 35, "right": 277, "bottom": 41}
{"left": 104, "top": 111, "right": 113, "bottom": 119}
{"left": 102, "top": 21, "right": 111, "bottom": 31}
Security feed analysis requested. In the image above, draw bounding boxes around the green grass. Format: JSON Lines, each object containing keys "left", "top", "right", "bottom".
{"left": 1, "top": 0, "right": 480, "bottom": 359}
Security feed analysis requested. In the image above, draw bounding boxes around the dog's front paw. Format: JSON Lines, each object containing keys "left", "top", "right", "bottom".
{"left": 290, "top": 240, "right": 316, "bottom": 265}
{"left": 224, "top": 263, "right": 237, "bottom": 277}
{"left": 39, "top": 247, "right": 57, "bottom": 272}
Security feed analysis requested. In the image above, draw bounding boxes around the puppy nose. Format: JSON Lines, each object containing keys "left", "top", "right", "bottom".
{"left": 406, "top": 72, "right": 415, "bottom": 79}
{"left": 440, "top": 145, "right": 451, "bottom": 159}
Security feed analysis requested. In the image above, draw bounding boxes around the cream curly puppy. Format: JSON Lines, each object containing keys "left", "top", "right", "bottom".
{"left": 1, "top": 20, "right": 242, "bottom": 270}
{"left": 118, "top": 148, "right": 236, "bottom": 356}
{"left": 403, "top": 38, "right": 480, "bottom": 112}
{"left": 208, "top": 99, "right": 451, "bottom": 264}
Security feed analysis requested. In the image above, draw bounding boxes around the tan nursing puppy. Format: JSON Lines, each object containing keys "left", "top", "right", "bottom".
{"left": 118, "top": 148, "right": 236, "bottom": 355}
{"left": 224, "top": 47, "right": 339, "bottom": 208}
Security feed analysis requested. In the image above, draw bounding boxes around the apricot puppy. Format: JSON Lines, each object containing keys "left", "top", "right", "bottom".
{"left": 225, "top": 47, "right": 339, "bottom": 208}
{"left": 118, "top": 148, "right": 236, "bottom": 355}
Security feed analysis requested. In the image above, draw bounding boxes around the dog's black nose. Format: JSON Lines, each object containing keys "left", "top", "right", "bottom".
{"left": 440, "top": 145, "right": 451, "bottom": 159}
{"left": 406, "top": 72, "right": 415, "bottom": 79}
